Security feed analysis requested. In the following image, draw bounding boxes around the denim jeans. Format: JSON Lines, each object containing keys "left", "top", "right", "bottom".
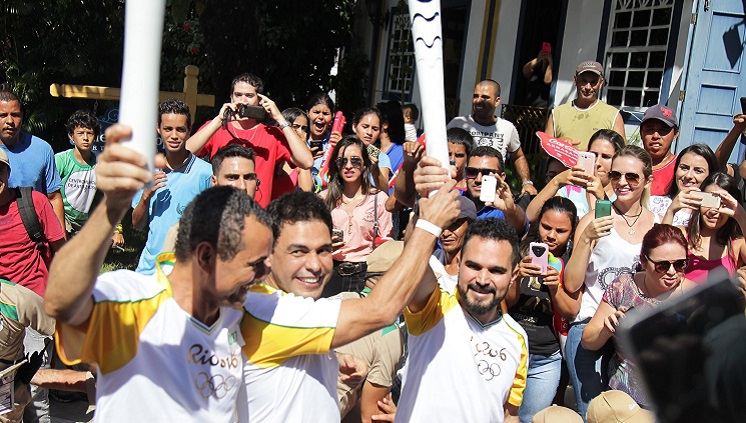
{"left": 519, "top": 350, "right": 563, "bottom": 423}
{"left": 565, "top": 323, "right": 613, "bottom": 422}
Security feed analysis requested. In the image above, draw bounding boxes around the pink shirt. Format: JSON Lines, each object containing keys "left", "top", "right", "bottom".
{"left": 322, "top": 191, "right": 393, "bottom": 263}
{"left": 685, "top": 249, "right": 737, "bottom": 284}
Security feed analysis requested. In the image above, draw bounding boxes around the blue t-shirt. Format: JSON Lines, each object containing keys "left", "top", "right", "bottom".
{"left": 1, "top": 132, "right": 62, "bottom": 194}
{"left": 131, "top": 154, "right": 213, "bottom": 275}
{"left": 461, "top": 191, "right": 530, "bottom": 235}
{"left": 385, "top": 143, "right": 404, "bottom": 175}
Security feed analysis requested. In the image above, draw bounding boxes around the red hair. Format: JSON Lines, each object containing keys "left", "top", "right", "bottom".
{"left": 641, "top": 224, "right": 687, "bottom": 258}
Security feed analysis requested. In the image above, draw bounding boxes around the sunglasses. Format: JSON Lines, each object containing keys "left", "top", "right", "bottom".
{"left": 608, "top": 171, "right": 642, "bottom": 186}
{"left": 644, "top": 254, "right": 689, "bottom": 273}
{"left": 465, "top": 167, "right": 498, "bottom": 179}
{"left": 336, "top": 157, "right": 363, "bottom": 168}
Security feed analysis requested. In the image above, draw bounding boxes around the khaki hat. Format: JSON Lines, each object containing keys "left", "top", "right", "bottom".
{"left": 0, "top": 149, "right": 9, "bottom": 169}
{"left": 586, "top": 391, "right": 656, "bottom": 423}
{"left": 366, "top": 240, "right": 404, "bottom": 274}
{"left": 576, "top": 61, "right": 604, "bottom": 76}
{"left": 533, "top": 405, "right": 583, "bottom": 423}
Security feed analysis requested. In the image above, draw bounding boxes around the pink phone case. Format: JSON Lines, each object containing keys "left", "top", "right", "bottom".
{"left": 577, "top": 152, "right": 596, "bottom": 175}
{"left": 529, "top": 242, "right": 549, "bottom": 274}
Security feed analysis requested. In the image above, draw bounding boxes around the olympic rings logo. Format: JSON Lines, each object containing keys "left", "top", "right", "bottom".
{"left": 195, "top": 372, "right": 238, "bottom": 399}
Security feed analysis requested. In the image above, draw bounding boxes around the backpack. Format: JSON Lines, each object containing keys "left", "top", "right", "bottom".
{"left": 13, "top": 187, "right": 46, "bottom": 253}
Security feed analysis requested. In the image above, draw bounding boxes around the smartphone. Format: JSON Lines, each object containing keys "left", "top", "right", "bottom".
{"left": 541, "top": 42, "right": 551, "bottom": 54}
{"left": 577, "top": 151, "right": 596, "bottom": 175}
{"left": 238, "top": 104, "right": 266, "bottom": 120}
{"left": 309, "top": 140, "right": 324, "bottom": 151}
{"left": 617, "top": 270, "right": 744, "bottom": 422}
{"left": 332, "top": 229, "right": 344, "bottom": 244}
{"left": 529, "top": 242, "right": 549, "bottom": 274}
{"left": 595, "top": 199, "right": 612, "bottom": 218}
{"left": 692, "top": 191, "right": 721, "bottom": 208}
{"left": 367, "top": 143, "right": 381, "bottom": 159}
{"left": 480, "top": 175, "right": 497, "bottom": 203}
{"left": 740, "top": 96, "right": 746, "bottom": 114}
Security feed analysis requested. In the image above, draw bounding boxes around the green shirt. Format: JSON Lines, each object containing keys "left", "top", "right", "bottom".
{"left": 54, "top": 149, "right": 97, "bottom": 229}
{"left": 551, "top": 100, "right": 620, "bottom": 149}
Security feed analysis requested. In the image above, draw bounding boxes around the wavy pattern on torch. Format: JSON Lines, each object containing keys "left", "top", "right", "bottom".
{"left": 411, "top": 12, "right": 441, "bottom": 49}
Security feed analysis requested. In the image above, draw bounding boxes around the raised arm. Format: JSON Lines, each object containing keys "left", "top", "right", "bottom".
{"left": 186, "top": 103, "right": 235, "bottom": 154}
{"left": 45, "top": 125, "right": 152, "bottom": 326}
{"left": 564, "top": 213, "right": 613, "bottom": 293}
{"left": 714, "top": 114, "right": 746, "bottom": 171}
{"left": 258, "top": 93, "right": 313, "bottom": 169}
{"left": 331, "top": 180, "right": 460, "bottom": 348}
{"left": 393, "top": 141, "right": 425, "bottom": 208}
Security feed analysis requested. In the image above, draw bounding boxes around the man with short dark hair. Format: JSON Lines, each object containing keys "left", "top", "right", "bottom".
{"left": 448, "top": 80, "right": 536, "bottom": 195}
{"left": 0, "top": 90, "right": 65, "bottom": 232}
{"left": 45, "top": 123, "right": 275, "bottom": 422}
{"left": 545, "top": 61, "right": 625, "bottom": 149}
{"left": 187, "top": 73, "right": 313, "bottom": 206}
{"left": 640, "top": 104, "right": 679, "bottom": 196}
{"left": 131, "top": 99, "right": 212, "bottom": 274}
{"left": 447, "top": 127, "right": 474, "bottom": 192}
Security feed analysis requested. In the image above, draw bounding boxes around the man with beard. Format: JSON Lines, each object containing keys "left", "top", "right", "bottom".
{"left": 545, "top": 61, "right": 625, "bottom": 150}
{"left": 395, "top": 215, "right": 527, "bottom": 423}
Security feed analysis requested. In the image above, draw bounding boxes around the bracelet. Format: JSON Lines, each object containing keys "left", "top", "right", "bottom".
{"left": 415, "top": 219, "right": 442, "bottom": 238}
{"left": 522, "top": 180, "right": 534, "bottom": 186}
{"left": 279, "top": 121, "right": 292, "bottom": 130}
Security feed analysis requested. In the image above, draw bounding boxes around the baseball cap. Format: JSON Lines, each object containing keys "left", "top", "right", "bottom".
{"left": 533, "top": 405, "right": 583, "bottom": 423}
{"left": 0, "top": 149, "right": 9, "bottom": 170}
{"left": 576, "top": 61, "right": 604, "bottom": 76}
{"left": 456, "top": 196, "right": 477, "bottom": 221}
{"left": 586, "top": 391, "right": 655, "bottom": 423}
{"left": 366, "top": 240, "right": 404, "bottom": 274}
{"left": 640, "top": 104, "right": 678, "bottom": 128}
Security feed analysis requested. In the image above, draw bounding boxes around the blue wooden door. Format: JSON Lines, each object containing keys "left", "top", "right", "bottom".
{"left": 678, "top": 0, "right": 746, "bottom": 163}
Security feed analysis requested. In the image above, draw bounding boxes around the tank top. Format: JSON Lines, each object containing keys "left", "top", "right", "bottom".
{"left": 685, "top": 243, "right": 738, "bottom": 284}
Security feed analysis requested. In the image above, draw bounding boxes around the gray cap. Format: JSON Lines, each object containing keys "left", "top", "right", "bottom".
{"left": 457, "top": 196, "right": 477, "bottom": 221}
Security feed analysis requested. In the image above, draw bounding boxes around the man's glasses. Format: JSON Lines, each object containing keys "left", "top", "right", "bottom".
{"left": 292, "top": 123, "right": 309, "bottom": 133}
{"left": 465, "top": 167, "right": 498, "bottom": 179}
{"left": 336, "top": 157, "right": 363, "bottom": 168}
{"left": 644, "top": 254, "right": 689, "bottom": 273}
{"left": 608, "top": 171, "right": 642, "bottom": 186}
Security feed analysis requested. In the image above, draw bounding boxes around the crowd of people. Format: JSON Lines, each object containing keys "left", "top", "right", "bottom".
{"left": 0, "top": 58, "right": 745, "bottom": 423}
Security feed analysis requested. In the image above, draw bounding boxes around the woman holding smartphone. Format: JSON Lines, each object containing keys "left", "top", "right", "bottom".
{"left": 581, "top": 224, "right": 695, "bottom": 407}
{"left": 507, "top": 197, "right": 580, "bottom": 423}
{"left": 677, "top": 172, "right": 746, "bottom": 283}
{"left": 352, "top": 107, "right": 391, "bottom": 192}
{"left": 319, "top": 136, "right": 393, "bottom": 296}
{"left": 563, "top": 145, "right": 658, "bottom": 418}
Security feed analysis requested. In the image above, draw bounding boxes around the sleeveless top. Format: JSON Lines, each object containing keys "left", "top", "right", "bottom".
{"left": 685, "top": 242, "right": 738, "bottom": 284}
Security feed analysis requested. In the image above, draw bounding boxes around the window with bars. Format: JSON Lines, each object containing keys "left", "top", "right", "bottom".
{"left": 386, "top": 12, "right": 415, "bottom": 97}
{"left": 604, "top": 0, "right": 675, "bottom": 110}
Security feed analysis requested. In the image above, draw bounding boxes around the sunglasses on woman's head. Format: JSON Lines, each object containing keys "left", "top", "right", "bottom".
{"left": 608, "top": 171, "right": 641, "bottom": 185}
{"left": 465, "top": 167, "right": 498, "bottom": 179}
{"left": 336, "top": 157, "right": 363, "bottom": 168}
{"left": 644, "top": 254, "right": 689, "bottom": 273}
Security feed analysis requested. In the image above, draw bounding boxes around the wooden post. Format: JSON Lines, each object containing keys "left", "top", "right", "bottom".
{"left": 49, "top": 66, "right": 214, "bottom": 124}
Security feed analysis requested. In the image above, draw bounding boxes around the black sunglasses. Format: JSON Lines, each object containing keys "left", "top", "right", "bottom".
{"left": 336, "top": 157, "right": 363, "bottom": 168}
{"left": 644, "top": 254, "right": 689, "bottom": 273}
{"left": 465, "top": 167, "right": 498, "bottom": 179}
{"left": 608, "top": 171, "right": 642, "bottom": 186}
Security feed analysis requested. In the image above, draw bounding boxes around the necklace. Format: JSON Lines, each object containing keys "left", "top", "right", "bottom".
{"left": 638, "top": 274, "right": 663, "bottom": 305}
{"left": 613, "top": 203, "right": 643, "bottom": 235}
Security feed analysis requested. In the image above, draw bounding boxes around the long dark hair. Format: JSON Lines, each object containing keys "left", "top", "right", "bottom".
{"left": 323, "top": 136, "right": 374, "bottom": 210}
{"left": 687, "top": 172, "right": 743, "bottom": 254}
{"left": 521, "top": 197, "right": 578, "bottom": 257}
{"left": 666, "top": 144, "right": 719, "bottom": 199}
{"left": 376, "top": 100, "right": 406, "bottom": 145}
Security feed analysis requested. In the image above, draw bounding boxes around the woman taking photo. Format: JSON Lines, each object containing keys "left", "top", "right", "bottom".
{"left": 351, "top": 107, "right": 391, "bottom": 192}
{"left": 679, "top": 172, "right": 746, "bottom": 283}
{"left": 319, "top": 136, "right": 393, "bottom": 296}
{"left": 581, "top": 224, "right": 695, "bottom": 407}
{"left": 527, "top": 129, "right": 625, "bottom": 221}
{"left": 650, "top": 143, "right": 719, "bottom": 226}
{"left": 507, "top": 197, "right": 580, "bottom": 423}
{"left": 563, "top": 145, "right": 658, "bottom": 418}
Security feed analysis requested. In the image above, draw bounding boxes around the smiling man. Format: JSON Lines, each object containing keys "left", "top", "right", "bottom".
{"left": 545, "top": 61, "right": 626, "bottom": 150}
{"left": 396, "top": 217, "right": 528, "bottom": 423}
{"left": 640, "top": 104, "right": 679, "bottom": 196}
{"left": 131, "top": 99, "right": 212, "bottom": 274}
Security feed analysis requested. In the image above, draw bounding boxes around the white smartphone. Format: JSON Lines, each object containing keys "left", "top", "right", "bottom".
{"left": 692, "top": 191, "right": 721, "bottom": 208}
{"left": 529, "top": 242, "right": 549, "bottom": 274}
{"left": 577, "top": 151, "right": 596, "bottom": 175}
{"left": 480, "top": 175, "right": 497, "bottom": 203}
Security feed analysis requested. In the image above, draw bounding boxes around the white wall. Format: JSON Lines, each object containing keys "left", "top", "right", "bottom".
{"left": 456, "top": 0, "right": 487, "bottom": 116}
{"left": 486, "top": 0, "right": 521, "bottom": 112}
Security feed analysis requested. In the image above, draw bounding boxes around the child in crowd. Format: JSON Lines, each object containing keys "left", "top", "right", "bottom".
{"left": 402, "top": 103, "right": 420, "bottom": 142}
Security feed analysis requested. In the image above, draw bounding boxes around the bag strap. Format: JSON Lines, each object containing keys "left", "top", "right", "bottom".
{"left": 373, "top": 191, "right": 379, "bottom": 249}
{"left": 15, "top": 187, "right": 45, "bottom": 245}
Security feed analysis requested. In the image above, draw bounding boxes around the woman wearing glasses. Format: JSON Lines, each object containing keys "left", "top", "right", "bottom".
{"left": 319, "top": 136, "right": 393, "bottom": 297}
{"left": 678, "top": 172, "right": 746, "bottom": 284}
{"left": 563, "top": 145, "right": 658, "bottom": 418}
{"left": 581, "top": 224, "right": 695, "bottom": 407}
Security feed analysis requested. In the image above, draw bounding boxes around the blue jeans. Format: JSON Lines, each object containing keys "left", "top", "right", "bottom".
{"left": 565, "top": 323, "right": 613, "bottom": 422}
{"left": 519, "top": 350, "right": 562, "bottom": 423}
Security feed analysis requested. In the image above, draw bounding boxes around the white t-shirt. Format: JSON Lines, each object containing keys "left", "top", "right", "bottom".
{"left": 396, "top": 287, "right": 528, "bottom": 422}
{"left": 56, "top": 254, "right": 245, "bottom": 422}
{"left": 647, "top": 196, "right": 692, "bottom": 227}
{"left": 240, "top": 284, "right": 343, "bottom": 423}
{"left": 447, "top": 115, "right": 521, "bottom": 160}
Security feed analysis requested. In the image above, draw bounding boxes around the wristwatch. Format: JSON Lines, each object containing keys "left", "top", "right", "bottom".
{"left": 522, "top": 180, "right": 534, "bottom": 186}
{"left": 279, "top": 121, "right": 292, "bottom": 130}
